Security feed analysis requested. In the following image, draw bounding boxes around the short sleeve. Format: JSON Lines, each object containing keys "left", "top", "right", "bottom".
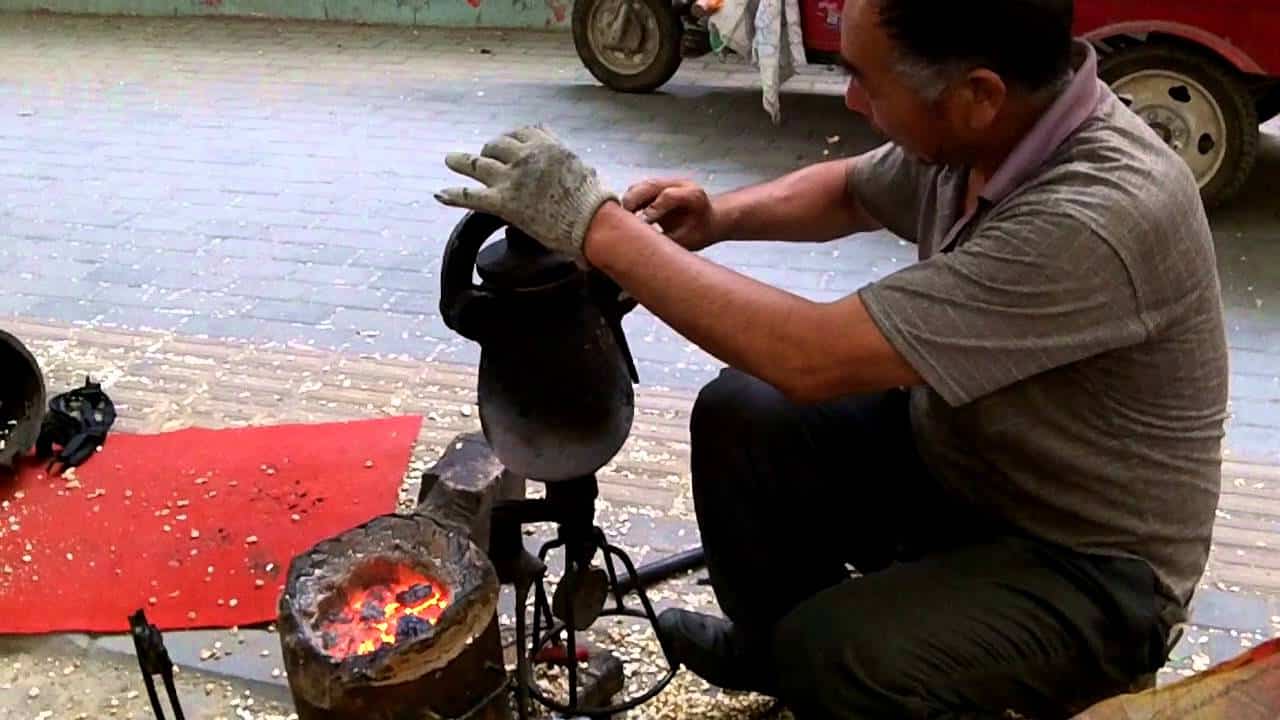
{"left": 858, "top": 209, "right": 1148, "bottom": 406}
{"left": 847, "top": 142, "right": 927, "bottom": 242}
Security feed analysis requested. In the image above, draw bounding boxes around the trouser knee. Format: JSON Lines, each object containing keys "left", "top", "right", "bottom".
{"left": 771, "top": 600, "right": 937, "bottom": 720}
{"left": 689, "top": 368, "right": 783, "bottom": 501}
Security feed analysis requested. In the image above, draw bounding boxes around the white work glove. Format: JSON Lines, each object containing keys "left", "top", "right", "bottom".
{"left": 435, "top": 125, "right": 618, "bottom": 262}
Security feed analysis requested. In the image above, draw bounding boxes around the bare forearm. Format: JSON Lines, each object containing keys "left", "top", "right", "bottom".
{"left": 710, "top": 159, "right": 881, "bottom": 246}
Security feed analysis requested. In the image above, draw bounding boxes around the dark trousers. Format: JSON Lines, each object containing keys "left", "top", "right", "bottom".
{"left": 689, "top": 369, "right": 1175, "bottom": 720}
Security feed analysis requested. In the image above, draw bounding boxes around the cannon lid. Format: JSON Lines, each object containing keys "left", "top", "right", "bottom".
{"left": 0, "top": 329, "right": 45, "bottom": 472}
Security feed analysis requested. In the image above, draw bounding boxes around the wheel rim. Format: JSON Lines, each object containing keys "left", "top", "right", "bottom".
{"left": 1110, "top": 69, "right": 1229, "bottom": 189}
{"left": 587, "top": 0, "right": 663, "bottom": 76}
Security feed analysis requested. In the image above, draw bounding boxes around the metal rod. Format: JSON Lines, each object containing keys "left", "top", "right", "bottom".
{"left": 615, "top": 546, "right": 705, "bottom": 593}
{"left": 140, "top": 673, "right": 166, "bottom": 720}
{"left": 161, "top": 670, "right": 186, "bottom": 720}
{"left": 514, "top": 578, "right": 533, "bottom": 720}
{"left": 564, "top": 556, "right": 580, "bottom": 709}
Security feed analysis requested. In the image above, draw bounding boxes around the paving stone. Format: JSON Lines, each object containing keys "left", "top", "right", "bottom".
{"left": 154, "top": 289, "right": 258, "bottom": 317}
{"left": 288, "top": 262, "right": 380, "bottom": 287}
{"left": 1206, "top": 630, "right": 1253, "bottom": 665}
{"left": 1167, "top": 629, "right": 1197, "bottom": 661}
{"left": 241, "top": 298, "right": 335, "bottom": 325}
{"left": 432, "top": 340, "right": 482, "bottom": 366}
{"left": 249, "top": 317, "right": 350, "bottom": 350}
{"left": 296, "top": 283, "right": 395, "bottom": 312}
{"left": 182, "top": 315, "right": 268, "bottom": 340}
{"left": 615, "top": 513, "right": 702, "bottom": 556}
{"left": 12, "top": 271, "right": 93, "bottom": 297}
{"left": 386, "top": 291, "right": 440, "bottom": 316}
{"left": 35, "top": 240, "right": 113, "bottom": 265}
{"left": 81, "top": 264, "right": 168, "bottom": 289}
{"left": 0, "top": 293, "right": 38, "bottom": 316}
{"left": 370, "top": 268, "right": 437, "bottom": 293}
{"left": 1190, "top": 587, "right": 1272, "bottom": 632}
{"left": 225, "top": 278, "right": 315, "bottom": 302}
{"left": 1232, "top": 348, "right": 1280, "bottom": 378}
{"left": 1231, "top": 374, "right": 1280, "bottom": 402}
{"left": 329, "top": 307, "right": 425, "bottom": 338}
{"left": 216, "top": 257, "right": 306, "bottom": 281}
{"left": 98, "top": 305, "right": 192, "bottom": 332}
{"left": 23, "top": 297, "right": 112, "bottom": 324}
{"left": 351, "top": 249, "right": 437, "bottom": 271}
{"left": 1223, "top": 425, "right": 1280, "bottom": 464}
{"left": 91, "top": 629, "right": 291, "bottom": 703}
{"left": 3, "top": 216, "right": 76, "bottom": 240}
{"left": 630, "top": 335, "right": 703, "bottom": 365}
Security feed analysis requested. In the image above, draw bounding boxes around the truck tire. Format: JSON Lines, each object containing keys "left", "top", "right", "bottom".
{"left": 573, "top": 0, "right": 684, "bottom": 93}
{"left": 1098, "top": 43, "right": 1259, "bottom": 210}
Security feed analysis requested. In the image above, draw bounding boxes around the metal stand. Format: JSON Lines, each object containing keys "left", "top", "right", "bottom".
{"left": 128, "top": 609, "right": 186, "bottom": 720}
{"left": 489, "top": 476, "right": 676, "bottom": 719}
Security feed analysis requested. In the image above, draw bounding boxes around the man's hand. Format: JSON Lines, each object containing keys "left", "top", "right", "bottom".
{"left": 436, "top": 125, "right": 619, "bottom": 262}
{"left": 622, "top": 178, "right": 722, "bottom": 251}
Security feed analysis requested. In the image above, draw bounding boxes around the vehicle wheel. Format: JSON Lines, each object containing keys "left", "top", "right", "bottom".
{"left": 573, "top": 0, "right": 684, "bottom": 93}
{"left": 1098, "top": 43, "right": 1259, "bottom": 210}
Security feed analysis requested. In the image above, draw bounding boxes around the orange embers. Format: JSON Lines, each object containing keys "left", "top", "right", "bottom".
{"left": 318, "top": 566, "right": 452, "bottom": 659}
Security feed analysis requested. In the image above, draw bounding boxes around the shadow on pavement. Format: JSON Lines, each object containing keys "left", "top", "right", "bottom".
{"left": 545, "top": 81, "right": 886, "bottom": 174}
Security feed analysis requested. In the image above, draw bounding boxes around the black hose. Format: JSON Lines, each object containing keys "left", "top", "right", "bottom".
{"left": 616, "top": 546, "right": 705, "bottom": 592}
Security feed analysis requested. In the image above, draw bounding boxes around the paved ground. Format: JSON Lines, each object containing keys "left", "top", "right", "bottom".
{"left": 1, "top": 315, "right": 1277, "bottom": 719}
{"left": 0, "top": 317, "right": 784, "bottom": 720}
{"left": 2, "top": 14, "right": 1277, "bottom": 462}
{"left": 1, "top": 13, "right": 1280, "bottom": 718}
{"left": 1, "top": 14, "right": 1276, "bottom": 457}
{"left": 0, "top": 14, "right": 869, "bottom": 385}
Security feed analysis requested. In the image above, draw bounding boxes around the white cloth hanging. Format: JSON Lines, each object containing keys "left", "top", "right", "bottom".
{"left": 706, "top": 0, "right": 808, "bottom": 124}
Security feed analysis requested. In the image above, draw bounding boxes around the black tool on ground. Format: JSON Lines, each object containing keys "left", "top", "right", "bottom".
{"left": 128, "top": 609, "right": 187, "bottom": 720}
{"left": 441, "top": 211, "right": 678, "bottom": 719}
{"left": 617, "top": 546, "right": 706, "bottom": 594}
{"left": 36, "top": 375, "right": 116, "bottom": 474}
{"left": 0, "top": 329, "right": 47, "bottom": 474}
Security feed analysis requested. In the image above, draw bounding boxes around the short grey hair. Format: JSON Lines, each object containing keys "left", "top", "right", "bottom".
{"left": 892, "top": 50, "right": 1073, "bottom": 104}
{"left": 892, "top": 53, "right": 968, "bottom": 102}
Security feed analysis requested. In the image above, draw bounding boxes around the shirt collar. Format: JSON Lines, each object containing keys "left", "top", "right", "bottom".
{"left": 980, "top": 39, "right": 1103, "bottom": 204}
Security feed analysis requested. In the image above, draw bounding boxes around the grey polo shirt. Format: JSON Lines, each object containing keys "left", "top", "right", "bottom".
{"left": 853, "top": 40, "right": 1229, "bottom": 614}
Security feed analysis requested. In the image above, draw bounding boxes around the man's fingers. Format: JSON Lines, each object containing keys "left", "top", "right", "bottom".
{"left": 481, "top": 136, "right": 524, "bottom": 164}
{"left": 434, "top": 186, "right": 498, "bottom": 213}
{"left": 445, "top": 152, "right": 505, "bottom": 185}
{"left": 621, "top": 181, "right": 663, "bottom": 212}
{"left": 622, "top": 177, "right": 692, "bottom": 212}
{"left": 641, "top": 185, "right": 700, "bottom": 222}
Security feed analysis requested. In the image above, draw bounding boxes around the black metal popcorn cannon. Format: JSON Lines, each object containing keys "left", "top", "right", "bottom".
{"left": 275, "top": 212, "right": 699, "bottom": 719}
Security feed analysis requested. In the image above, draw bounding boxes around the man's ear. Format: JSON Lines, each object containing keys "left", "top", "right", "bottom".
{"left": 961, "top": 68, "right": 1007, "bottom": 132}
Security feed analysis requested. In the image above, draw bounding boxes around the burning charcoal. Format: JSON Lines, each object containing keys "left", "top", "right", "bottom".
{"left": 321, "top": 631, "right": 337, "bottom": 650}
{"left": 395, "top": 615, "right": 430, "bottom": 642}
{"left": 395, "top": 583, "right": 434, "bottom": 606}
{"left": 360, "top": 602, "right": 384, "bottom": 622}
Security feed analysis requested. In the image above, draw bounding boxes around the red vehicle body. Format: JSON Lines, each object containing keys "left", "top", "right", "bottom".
{"left": 1074, "top": 1, "right": 1280, "bottom": 77}
{"left": 575, "top": 0, "right": 1280, "bottom": 206}
{"left": 800, "top": 1, "right": 1280, "bottom": 75}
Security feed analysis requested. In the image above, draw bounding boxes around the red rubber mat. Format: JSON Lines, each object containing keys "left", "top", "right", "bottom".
{"left": 0, "top": 415, "right": 422, "bottom": 633}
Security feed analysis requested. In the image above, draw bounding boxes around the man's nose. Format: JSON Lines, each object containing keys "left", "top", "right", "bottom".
{"left": 845, "top": 78, "right": 871, "bottom": 116}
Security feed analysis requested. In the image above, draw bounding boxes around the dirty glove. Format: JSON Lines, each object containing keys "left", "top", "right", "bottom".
{"left": 435, "top": 125, "right": 618, "bottom": 262}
